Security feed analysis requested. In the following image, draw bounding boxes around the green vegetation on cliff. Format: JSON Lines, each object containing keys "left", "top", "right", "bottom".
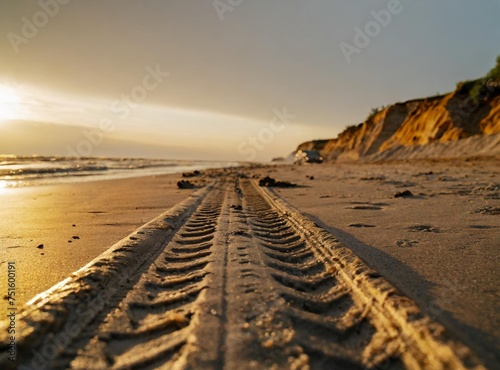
{"left": 457, "top": 55, "right": 500, "bottom": 102}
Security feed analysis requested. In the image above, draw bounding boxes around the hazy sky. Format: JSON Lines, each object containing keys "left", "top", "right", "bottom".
{"left": 0, "top": 0, "right": 499, "bottom": 161}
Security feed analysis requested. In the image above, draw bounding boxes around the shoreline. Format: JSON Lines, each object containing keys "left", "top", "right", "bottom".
{"left": 0, "top": 157, "right": 241, "bottom": 189}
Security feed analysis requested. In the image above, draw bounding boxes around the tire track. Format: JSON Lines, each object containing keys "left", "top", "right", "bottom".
{"left": 242, "top": 179, "right": 484, "bottom": 369}
{"left": 0, "top": 176, "right": 485, "bottom": 369}
{"left": 69, "top": 183, "right": 228, "bottom": 370}
{"left": 244, "top": 181, "right": 375, "bottom": 369}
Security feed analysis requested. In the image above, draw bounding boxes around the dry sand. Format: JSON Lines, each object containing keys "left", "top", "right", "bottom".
{"left": 0, "top": 174, "right": 195, "bottom": 309}
{"left": 254, "top": 158, "right": 499, "bottom": 366}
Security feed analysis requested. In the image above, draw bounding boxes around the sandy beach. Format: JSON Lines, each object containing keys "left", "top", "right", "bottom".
{"left": 2, "top": 2, "right": 499, "bottom": 368}
{"left": 257, "top": 158, "right": 499, "bottom": 366}
{"left": 0, "top": 173, "right": 196, "bottom": 309}
{"left": 0, "top": 159, "right": 497, "bottom": 369}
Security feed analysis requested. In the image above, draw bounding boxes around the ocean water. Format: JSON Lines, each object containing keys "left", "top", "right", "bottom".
{"left": 0, "top": 155, "right": 238, "bottom": 188}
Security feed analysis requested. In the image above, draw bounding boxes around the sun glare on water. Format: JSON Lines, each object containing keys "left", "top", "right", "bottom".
{"left": 0, "top": 84, "right": 23, "bottom": 122}
{"left": 0, "top": 180, "right": 11, "bottom": 195}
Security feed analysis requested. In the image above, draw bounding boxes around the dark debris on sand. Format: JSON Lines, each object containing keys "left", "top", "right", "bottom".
{"left": 394, "top": 190, "right": 414, "bottom": 198}
{"left": 182, "top": 170, "right": 201, "bottom": 178}
{"left": 259, "top": 176, "right": 297, "bottom": 188}
{"left": 177, "top": 180, "right": 196, "bottom": 189}
{"left": 470, "top": 206, "right": 500, "bottom": 215}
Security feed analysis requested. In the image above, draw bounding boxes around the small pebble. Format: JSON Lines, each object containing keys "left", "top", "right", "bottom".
{"left": 37, "top": 244, "right": 44, "bottom": 249}
{"left": 72, "top": 236, "right": 80, "bottom": 240}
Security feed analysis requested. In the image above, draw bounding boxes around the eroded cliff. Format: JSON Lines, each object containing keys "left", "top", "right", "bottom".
{"left": 297, "top": 59, "right": 500, "bottom": 161}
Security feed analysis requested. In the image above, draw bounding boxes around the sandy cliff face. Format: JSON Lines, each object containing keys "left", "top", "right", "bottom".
{"left": 297, "top": 84, "right": 500, "bottom": 161}
{"left": 480, "top": 95, "right": 500, "bottom": 135}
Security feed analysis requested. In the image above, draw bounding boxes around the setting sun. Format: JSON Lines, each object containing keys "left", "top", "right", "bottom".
{"left": 0, "top": 84, "right": 22, "bottom": 122}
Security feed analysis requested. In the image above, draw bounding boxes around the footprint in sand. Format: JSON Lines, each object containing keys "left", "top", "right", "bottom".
{"left": 470, "top": 206, "right": 500, "bottom": 215}
{"left": 408, "top": 225, "right": 440, "bottom": 233}
{"left": 394, "top": 239, "right": 419, "bottom": 248}
{"left": 347, "top": 205, "right": 383, "bottom": 210}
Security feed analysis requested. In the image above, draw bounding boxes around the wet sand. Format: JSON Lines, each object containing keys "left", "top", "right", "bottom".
{"left": 0, "top": 174, "right": 195, "bottom": 309}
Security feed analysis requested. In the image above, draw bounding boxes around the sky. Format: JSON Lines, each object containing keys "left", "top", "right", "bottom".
{"left": 0, "top": 0, "right": 499, "bottom": 161}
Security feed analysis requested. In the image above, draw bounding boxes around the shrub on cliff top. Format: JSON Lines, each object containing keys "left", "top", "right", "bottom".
{"left": 366, "top": 106, "right": 387, "bottom": 121}
{"left": 456, "top": 55, "right": 500, "bottom": 102}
